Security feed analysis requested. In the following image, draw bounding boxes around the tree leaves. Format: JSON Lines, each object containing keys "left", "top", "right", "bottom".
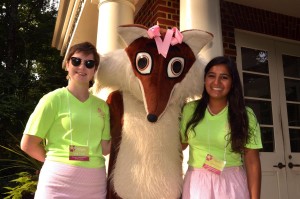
{"left": 0, "top": 0, "right": 65, "bottom": 138}
{"left": 0, "top": 0, "right": 65, "bottom": 196}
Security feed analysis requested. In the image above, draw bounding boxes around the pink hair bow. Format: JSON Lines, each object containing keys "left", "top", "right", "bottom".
{"left": 147, "top": 25, "right": 183, "bottom": 58}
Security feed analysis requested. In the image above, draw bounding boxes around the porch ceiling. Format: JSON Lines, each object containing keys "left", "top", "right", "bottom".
{"left": 51, "top": 0, "right": 98, "bottom": 55}
{"left": 226, "top": 0, "right": 300, "bottom": 18}
{"left": 52, "top": 0, "right": 300, "bottom": 54}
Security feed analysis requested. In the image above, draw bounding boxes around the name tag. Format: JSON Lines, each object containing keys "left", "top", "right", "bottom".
{"left": 203, "top": 154, "right": 226, "bottom": 175}
{"left": 69, "top": 145, "right": 90, "bottom": 161}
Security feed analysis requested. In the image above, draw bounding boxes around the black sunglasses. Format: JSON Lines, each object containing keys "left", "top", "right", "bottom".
{"left": 70, "top": 57, "right": 96, "bottom": 69}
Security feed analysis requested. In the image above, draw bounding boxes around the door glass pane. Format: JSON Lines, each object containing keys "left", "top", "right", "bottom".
{"left": 283, "top": 54, "right": 300, "bottom": 153}
{"left": 282, "top": 54, "right": 300, "bottom": 78}
{"left": 260, "top": 127, "right": 274, "bottom": 152}
{"left": 241, "top": 46, "right": 274, "bottom": 153}
{"left": 287, "top": 103, "right": 300, "bottom": 126}
{"left": 243, "top": 73, "right": 271, "bottom": 98}
{"left": 290, "top": 129, "right": 300, "bottom": 152}
{"left": 285, "top": 79, "right": 300, "bottom": 101}
{"left": 246, "top": 99, "right": 273, "bottom": 125}
{"left": 241, "top": 47, "right": 269, "bottom": 73}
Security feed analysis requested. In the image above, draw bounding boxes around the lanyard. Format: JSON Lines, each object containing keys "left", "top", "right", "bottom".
{"left": 67, "top": 89, "right": 91, "bottom": 146}
{"left": 206, "top": 108, "right": 228, "bottom": 162}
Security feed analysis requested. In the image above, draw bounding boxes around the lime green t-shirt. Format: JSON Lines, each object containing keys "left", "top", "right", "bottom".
{"left": 180, "top": 101, "right": 262, "bottom": 168}
{"left": 24, "top": 87, "right": 111, "bottom": 168}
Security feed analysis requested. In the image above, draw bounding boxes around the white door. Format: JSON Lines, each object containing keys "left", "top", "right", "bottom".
{"left": 276, "top": 41, "right": 300, "bottom": 199}
{"left": 236, "top": 30, "right": 300, "bottom": 199}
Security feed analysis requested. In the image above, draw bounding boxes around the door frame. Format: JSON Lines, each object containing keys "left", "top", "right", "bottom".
{"left": 235, "top": 29, "right": 291, "bottom": 199}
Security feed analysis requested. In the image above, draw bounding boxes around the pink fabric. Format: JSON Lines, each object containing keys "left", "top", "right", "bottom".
{"left": 182, "top": 166, "right": 250, "bottom": 199}
{"left": 147, "top": 25, "right": 183, "bottom": 58}
{"left": 35, "top": 160, "right": 107, "bottom": 199}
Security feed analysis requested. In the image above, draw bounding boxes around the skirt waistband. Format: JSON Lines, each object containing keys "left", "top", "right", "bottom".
{"left": 188, "top": 165, "right": 244, "bottom": 172}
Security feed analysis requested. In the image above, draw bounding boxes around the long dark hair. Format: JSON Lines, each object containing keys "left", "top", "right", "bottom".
{"left": 185, "top": 56, "right": 250, "bottom": 153}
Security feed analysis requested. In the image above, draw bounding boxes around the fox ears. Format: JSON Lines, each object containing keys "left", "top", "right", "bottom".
{"left": 118, "top": 24, "right": 213, "bottom": 56}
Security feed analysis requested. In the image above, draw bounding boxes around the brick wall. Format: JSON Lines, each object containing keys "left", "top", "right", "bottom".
{"left": 135, "top": 1, "right": 300, "bottom": 59}
{"left": 221, "top": 1, "right": 300, "bottom": 59}
{"left": 134, "top": 0, "right": 180, "bottom": 29}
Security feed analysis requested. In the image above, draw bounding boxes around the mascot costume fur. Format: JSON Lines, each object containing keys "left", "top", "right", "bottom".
{"left": 93, "top": 24, "right": 213, "bottom": 199}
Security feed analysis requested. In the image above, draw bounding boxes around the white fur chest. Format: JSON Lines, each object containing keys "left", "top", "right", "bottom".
{"left": 112, "top": 92, "right": 183, "bottom": 199}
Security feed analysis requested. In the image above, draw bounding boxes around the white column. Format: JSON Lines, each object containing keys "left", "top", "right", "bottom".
{"left": 180, "top": 0, "right": 223, "bottom": 60}
{"left": 96, "top": 0, "right": 135, "bottom": 54}
{"left": 92, "top": 0, "right": 135, "bottom": 170}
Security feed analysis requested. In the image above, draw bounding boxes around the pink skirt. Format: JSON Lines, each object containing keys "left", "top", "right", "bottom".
{"left": 35, "top": 160, "right": 107, "bottom": 199}
{"left": 182, "top": 166, "right": 250, "bottom": 199}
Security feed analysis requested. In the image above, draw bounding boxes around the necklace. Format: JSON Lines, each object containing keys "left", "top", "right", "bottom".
{"left": 207, "top": 105, "right": 216, "bottom": 116}
{"left": 207, "top": 103, "right": 229, "bottom": 116}
{"left": 67, "top": 89, "right": 92, "bottom": 146}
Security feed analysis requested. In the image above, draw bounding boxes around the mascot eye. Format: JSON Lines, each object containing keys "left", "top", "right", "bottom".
{"left": 167, "top": 57, "right": 184, "bottom": 78}
{"left": 136, "top": 52, "right": 152, "bottom": 74}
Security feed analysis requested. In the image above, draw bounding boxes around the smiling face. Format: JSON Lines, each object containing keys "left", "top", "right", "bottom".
{"left": 65, "top": 51, "right": 96, "bottom": 86}
{"left": 205, "top": 64, "right": 232, "bottom": 102}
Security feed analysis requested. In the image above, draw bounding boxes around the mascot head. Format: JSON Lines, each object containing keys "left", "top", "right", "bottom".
{"left": 94, "top": 24, "right": 213, "bottom": 122}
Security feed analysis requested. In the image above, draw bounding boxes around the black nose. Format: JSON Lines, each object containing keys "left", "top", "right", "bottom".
{"left": 147, "top": 114, "right": 158, "bottom": 123}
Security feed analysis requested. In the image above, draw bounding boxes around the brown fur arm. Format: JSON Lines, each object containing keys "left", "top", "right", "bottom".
{"left": 106, "top": 90, "right": 123, "bottom": 199}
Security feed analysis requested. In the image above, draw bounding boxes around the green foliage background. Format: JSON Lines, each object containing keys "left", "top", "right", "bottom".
{"left": 0, "top": 0, "right": 66, "bottom": 197}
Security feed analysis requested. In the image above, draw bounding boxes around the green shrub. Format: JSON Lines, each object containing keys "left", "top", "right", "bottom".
{"left": 0, "top": 132, "right": 42, "bottom": 198}
{"left": 3, "top": 172, "right": 38, "bottom": 199}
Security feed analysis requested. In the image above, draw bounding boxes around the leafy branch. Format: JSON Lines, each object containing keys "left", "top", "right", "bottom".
{"left": 0, "top": 132, "right": 42, "bottom": 198}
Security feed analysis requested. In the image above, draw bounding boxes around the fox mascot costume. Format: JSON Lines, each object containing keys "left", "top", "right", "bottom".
{"left": 93, "top": 24, "right": 213, "bottom": 199}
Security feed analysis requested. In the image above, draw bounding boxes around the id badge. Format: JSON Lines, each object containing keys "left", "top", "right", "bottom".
{"left": 69, "top": 145, "right": 90, "bottom": 161}
{"left": 203, "top": 154, "right": 226, "bottom": 175}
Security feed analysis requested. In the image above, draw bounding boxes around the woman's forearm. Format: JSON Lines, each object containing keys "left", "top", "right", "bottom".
{"left": 21, "top": 134, "right": 46, "bottom": 162}
{"left": 101, "top": 140, "right": 111, "bottom": 156}
{"left": 244, "top": 148, "right": 261, "bottom": 199}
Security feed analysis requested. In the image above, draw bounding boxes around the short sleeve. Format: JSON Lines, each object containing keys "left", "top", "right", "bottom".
{"left": 245, "top": 107, "right": 263, "bottom": 149}
{"left": 23, "top": 93, "right": 57, "bottom": 139}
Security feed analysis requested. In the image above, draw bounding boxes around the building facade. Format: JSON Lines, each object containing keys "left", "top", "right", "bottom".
{"left": 52, "top": 1, "right": 300, "bottom": 198}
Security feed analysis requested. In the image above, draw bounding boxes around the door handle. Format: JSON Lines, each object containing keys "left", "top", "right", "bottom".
{"left": 288, "top": 162, "right": 300, "bottom": 169}
{"left": 273, "top": 162, "right": 286, "bottom": 169}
